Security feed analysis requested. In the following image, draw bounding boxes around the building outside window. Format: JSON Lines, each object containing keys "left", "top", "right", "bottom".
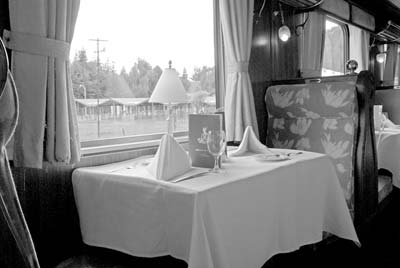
{"left": 70, "top": 0, "right": 216, "bottom": 143}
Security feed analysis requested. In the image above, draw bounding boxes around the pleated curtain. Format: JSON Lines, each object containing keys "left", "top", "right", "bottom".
{"left": 219, "top": 0, "right": 258, "bottom": 142}
{"left": 349, "top": 25, "right": 370, "bottom": 71}
{"left": 383, "top": 44, "right": 399, "bottom": 83}
{"left": 298, "top": 12, "right": 325, "bottom": 78}
{"left": 360, "top": 30, "right": 370, "bottom": 71}
{"left": 4, "top": 0, "right": 80, "bottom": 168}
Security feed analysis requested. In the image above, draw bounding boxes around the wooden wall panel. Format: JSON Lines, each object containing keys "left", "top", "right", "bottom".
{"left": 250, "top": 0, "right": 300, "bottom": 143}
{"left": 0, "top": 166, "right": 83, "bottom": 268}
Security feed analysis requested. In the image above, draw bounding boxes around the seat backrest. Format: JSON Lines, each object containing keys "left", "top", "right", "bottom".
{"left": 265, "top": 72, "right": 378, "bottom": 227}
{"left": 265, "top": 80, "right": 358, "bottom": 212}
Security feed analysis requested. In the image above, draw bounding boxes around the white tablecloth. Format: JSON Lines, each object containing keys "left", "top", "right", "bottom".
{"left": 72, "top": 149, "right": 359, "bottom": 268}
{"left": 376, "top": 128, "right": 400, "bottom": 188}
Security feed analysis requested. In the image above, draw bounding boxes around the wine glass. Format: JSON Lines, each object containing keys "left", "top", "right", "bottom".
{"left": 206, "top": 130, "right": 226, "bottom": 173}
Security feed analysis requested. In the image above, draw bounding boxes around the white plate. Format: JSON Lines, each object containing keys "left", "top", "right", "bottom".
{"left": 255, "top": 154, "right": 290, "bottom": 161}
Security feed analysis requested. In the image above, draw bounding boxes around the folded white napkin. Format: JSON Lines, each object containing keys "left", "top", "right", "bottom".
{"left": 382, "top": 114, "right": 399, "bottom": 129}
{"left": 373, "top": 105, "right": 383, "bottom": 131}
{"left": 146, "top": 134, "right": 191, "bottom": 181}
{"left": 230, "top": 126, "right": 271, "bottom": 156}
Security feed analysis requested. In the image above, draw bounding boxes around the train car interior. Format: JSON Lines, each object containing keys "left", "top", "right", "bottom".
{"left": 3, "top": 0, "right": 400, "bottom": 267}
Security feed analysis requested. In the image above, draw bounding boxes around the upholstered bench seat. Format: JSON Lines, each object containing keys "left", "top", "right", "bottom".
{"left": 265, "top": 80, "right": 359, "bottom": 213}
{"left": 265, "top": 72, "right": 378, "bottom": 227}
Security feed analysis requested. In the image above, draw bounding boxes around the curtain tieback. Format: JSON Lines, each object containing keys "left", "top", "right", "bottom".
{"left": 2, "top": 30, "right": 70, "bottom": 60}
{"left": 228, "top": 61, "right": 249, "bottom": 73}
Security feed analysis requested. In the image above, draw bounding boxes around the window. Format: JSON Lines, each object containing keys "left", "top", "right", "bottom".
{"left": 322, "top": 18, "right": 348, "bottom": 76}
{"left": 70, "top": 0, "right": 216, "bottom": 143}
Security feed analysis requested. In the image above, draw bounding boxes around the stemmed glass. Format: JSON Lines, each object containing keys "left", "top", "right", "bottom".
{"left": 206, "top": 130, "right": 226, "bottom": 173}
{"left": 376, "top": 112, "right": 388, "bottom": 150}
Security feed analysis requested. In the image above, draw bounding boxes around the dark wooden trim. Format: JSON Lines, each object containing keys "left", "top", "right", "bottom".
{"left": 353, "top": 71, "right": 377, "bottom": 228}
{"left": 375, "top": 85, "right": 400, "bottom": 90}
{"left": 268, "top": 73, "right": 358, "bottom": 86}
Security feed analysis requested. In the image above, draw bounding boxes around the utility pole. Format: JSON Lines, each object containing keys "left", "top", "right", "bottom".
{"left": 89, "top": 38, "right": 108, "bottom": 138}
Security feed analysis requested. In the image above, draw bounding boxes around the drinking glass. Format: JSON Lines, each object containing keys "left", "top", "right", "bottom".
{"left": 206, "top": 130, "right": 226, "bottom": 173}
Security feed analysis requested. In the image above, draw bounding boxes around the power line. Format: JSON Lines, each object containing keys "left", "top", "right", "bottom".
{"left": 89, "top": 38, "right": 108, "bottom": 138}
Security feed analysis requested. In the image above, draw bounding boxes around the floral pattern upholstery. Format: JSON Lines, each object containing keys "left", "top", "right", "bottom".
{"left": 265, "top": 81, "right": 358, "bottom": 212}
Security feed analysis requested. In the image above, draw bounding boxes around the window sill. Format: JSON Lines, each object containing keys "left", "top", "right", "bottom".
{"left": 80, "top": 131, "right": 188, "bottom": 157}
{"left": 81, "top": 136, "right": 188, "bottom": 156}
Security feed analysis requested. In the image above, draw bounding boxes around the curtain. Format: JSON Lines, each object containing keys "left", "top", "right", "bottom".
{"left": 360, "top": 30, "right": 370, "bottom": 70}
{"left": 349, "top": 25, "right": 370, "bottom": 71}
{"left": 383, "top": 44, "right": 399, "bottom": 83}
{"left": 298, "top": 12, "right": 325, "bottom": 78}
{"left": 219, "top": 0, "right": 258, "bottom": 142}
{"left": 4, "top": 0, "right": 80, "bottom": 168}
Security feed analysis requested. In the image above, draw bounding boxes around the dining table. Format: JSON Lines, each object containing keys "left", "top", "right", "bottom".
{"left": 72, "top": 148, "right": 359, "bottom": 268}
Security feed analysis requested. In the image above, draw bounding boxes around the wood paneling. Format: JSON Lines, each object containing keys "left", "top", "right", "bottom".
{"left": 250, "top": 0, "right": 300, "bottom": 143}
{"left": 0, "top": 165, "right": 82, "bottom": 268}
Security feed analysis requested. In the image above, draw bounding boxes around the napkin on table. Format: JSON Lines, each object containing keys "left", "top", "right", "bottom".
{"left": 146, "top": 134, "right": 191, "bottom": 181}
{"left": 230, "top": 126, "right": 271, "bottom": 157}
{"left": 382, "top": 114, "right": 400, "bottom": 129}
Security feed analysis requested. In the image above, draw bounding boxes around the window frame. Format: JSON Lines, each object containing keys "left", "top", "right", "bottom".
{"left": 80, "top": 131, "right": 188, "bottom": 156}
{"left": 78, "top": 1, "right": 220, "bottom": 156}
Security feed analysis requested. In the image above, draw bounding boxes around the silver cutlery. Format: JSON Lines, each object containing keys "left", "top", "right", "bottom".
{"left": 261, "top": 151, "right": 303, "bottom": 158}
{"left": 171, "top": 171, "right": 210, "bottom": 183}
{"left": 284, "top": 151, "right": 303, "bottom": 157}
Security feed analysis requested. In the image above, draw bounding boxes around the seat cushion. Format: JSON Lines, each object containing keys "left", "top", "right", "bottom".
{"left": 265, "top": 81, "right": 358, "bottom": 211}
{"left": 378, "top": 174, "right": 393, "bottom": 203}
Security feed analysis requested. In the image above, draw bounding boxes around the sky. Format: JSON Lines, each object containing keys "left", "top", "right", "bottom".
{"left": 70, "top": 0, "right": 215, "bottom": 75}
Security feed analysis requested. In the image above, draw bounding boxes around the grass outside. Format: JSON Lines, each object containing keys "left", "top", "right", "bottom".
{"left": 78, "top": 116, "right": 189, "bottom": 141}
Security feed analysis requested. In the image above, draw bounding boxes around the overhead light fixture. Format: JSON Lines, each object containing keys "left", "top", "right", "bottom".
{"left": 278, "top": 3, "right": 291, "bottom": 42}
{"left": 376, "top": 52, "right": 386, "bottom": 63}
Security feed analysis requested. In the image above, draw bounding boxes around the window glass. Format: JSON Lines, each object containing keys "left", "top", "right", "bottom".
{"left": 348, "top": 25, "right": 365, "bottom": 72}
{"left": 322, "top": 19, "right": 346, "bottom": 76}
{"left": 70, "top": 0, "right": 216, "bottom": 142}
{"left": 394, "top": 46, "right": 400, "bottom": 86}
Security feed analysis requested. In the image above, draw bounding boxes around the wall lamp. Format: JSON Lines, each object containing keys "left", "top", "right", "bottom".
{"left": 278, "top": 3, "right": 291, "bottom": 42}
{"left": 276, "top": 4, "right": 310, "bottom": 42}
{"left": 376, "top": 52, "right": 387, "bottom": 63}
{"left": 276, "top": 0, "right": 323, "bottom": 42}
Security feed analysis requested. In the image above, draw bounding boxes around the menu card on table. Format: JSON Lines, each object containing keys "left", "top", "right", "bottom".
{"left": 189, "top": 114, "right": 223, "bottom": 168}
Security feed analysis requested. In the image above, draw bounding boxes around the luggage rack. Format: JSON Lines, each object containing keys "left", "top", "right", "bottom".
{"left": 278, "top": 0, "right": 324, "bottom": 12}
